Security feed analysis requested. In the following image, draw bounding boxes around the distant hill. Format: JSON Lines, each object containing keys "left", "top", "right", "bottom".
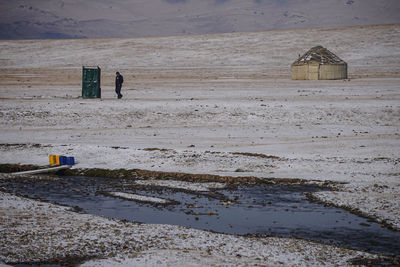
{"left": 0, "top": 0, "right": 399, "bottom": 39}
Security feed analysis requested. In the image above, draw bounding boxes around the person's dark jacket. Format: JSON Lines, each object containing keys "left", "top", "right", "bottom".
{"left": 116, "top": 74, "right": 124, "bottom": 87}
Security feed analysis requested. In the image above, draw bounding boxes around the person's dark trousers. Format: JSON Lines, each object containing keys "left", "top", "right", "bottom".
{"left": 116, "top": 85, "right": 122, "bottom": 99}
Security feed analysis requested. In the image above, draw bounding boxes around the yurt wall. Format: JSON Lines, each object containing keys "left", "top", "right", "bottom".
{"left": 319, "top": 64, "right": 347, "bottom": 80}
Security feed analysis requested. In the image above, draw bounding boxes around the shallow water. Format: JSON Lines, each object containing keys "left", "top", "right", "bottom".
{"left": 2, "top": 175, "right": 399, "bottom": 257}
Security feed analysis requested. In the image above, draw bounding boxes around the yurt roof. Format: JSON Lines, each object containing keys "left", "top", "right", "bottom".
{"left": 292, "top": 45, "right": 346, "bottom": 65}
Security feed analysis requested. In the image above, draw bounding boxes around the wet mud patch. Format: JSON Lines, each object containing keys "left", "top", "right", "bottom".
{"left": 0, "top": 143, "right": 52, "bottom": 149}
{"left": 1, "top": 174, "right": 399, "bottom": 259}
{"left": 0, "top": 164, "right": 334, "bottom": 186}
{"left": 0, "top": 164, "right": 47, "bottom": 174}
{"left": 350, "top": 255, "right": 400, "bottom": 266}
{"left": 12, "top": 255, "right": 96, "bottom": 267}
{"left": 230, "top": 152, "right": 280, "bottom": 159}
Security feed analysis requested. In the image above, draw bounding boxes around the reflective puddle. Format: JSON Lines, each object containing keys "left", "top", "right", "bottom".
{"left": 1, "top": 175, "right": 399, "bottom": 257}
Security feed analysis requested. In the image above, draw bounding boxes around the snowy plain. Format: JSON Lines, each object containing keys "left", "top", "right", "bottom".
{"left": 0, "top": 23, "right": 399, "bottom": 265}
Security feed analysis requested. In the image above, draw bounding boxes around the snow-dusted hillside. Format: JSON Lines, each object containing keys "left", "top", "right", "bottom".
{"left": 0, "top": 0, "right": 399, "bottom": 39}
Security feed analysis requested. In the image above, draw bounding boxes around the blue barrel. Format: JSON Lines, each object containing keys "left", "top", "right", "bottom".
{"left": 66, "top": 157, "right": 75, "bottom": 166}
{"left": 59, "top": 156, "right": 67, "bottom": 165}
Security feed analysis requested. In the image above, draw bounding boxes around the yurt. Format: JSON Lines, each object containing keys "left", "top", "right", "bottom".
{"left": 291, "top": 46, "right": 347, "bottom": 80}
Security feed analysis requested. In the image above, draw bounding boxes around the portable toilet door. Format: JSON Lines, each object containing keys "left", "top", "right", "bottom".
{"left": 82, "top": 66, "right": 101, "bottom": 98}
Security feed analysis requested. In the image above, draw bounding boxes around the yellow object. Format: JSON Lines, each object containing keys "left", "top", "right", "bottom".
{"left": 49, "top": 155, "right": 57, "bottom": 165}
{"left": 56, "top": 155, "right": 62, "bottom": 165}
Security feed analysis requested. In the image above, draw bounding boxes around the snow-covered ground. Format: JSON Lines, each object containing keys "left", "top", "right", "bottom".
{"left": 0, "top": 24, "right": 399, "bottom": 265}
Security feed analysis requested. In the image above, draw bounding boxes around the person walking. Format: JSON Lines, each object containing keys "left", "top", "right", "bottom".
{"left": 115, "top": 71, "right": 124, "bottom": 99}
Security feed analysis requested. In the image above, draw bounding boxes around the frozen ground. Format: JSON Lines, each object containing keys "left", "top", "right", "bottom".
{"left": 0, "top": 24, "right": 399, "bottom": 265}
